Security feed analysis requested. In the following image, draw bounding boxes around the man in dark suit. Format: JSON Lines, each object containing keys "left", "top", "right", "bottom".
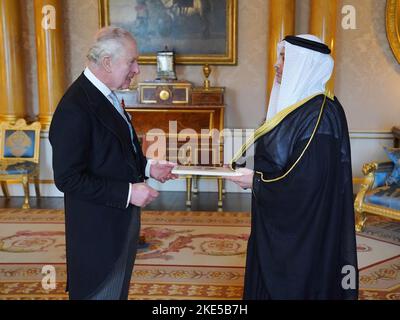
{"left": 49, "top": 27, "right": 176, "bottom": 300}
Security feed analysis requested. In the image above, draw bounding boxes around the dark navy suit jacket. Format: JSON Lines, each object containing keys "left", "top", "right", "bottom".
{"left": 49, "top": 73, "right": 146, "bottom": 299}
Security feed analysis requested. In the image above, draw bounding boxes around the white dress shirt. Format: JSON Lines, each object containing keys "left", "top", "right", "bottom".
{"left": 83, "top": 67, "right": 153, "bottom": 207}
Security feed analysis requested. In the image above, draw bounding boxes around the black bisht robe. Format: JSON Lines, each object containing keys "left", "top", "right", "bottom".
{"left": 244, "top": 94, "right": 359, "bottom": 299}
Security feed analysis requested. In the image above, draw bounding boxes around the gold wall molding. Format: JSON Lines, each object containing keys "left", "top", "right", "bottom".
{"left": 349, "top": 131, "right": 394, "bottom": 140}
{"left": 0, "top": 0, "right": 26, "bottom": 121}
{"left": 266, "top": 0, "right": 296, "bottom": 109}
{"left": 34, "top": 0, "right": 66, "bottom": 131}
{"left": 6, "top": 179, "right": 54, "bottom": 185}
{"left": 4, "top": 178, "right": 367, "bottom": 189}
{"left": 0, "top": 114, "right": 18, "bottom": 123}
{"left": 309, "top": 0, "right": 338, "bottom": 92}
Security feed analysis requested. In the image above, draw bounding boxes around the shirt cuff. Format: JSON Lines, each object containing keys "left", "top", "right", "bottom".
{"left": 126, "top": 183, "right": 132, "bottom": 208}
{"left": 145, "top": 159, "right": 154, "bottom": 178}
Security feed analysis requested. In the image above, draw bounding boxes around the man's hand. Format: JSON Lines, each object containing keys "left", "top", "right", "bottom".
{"left": 150, "top": 160, "right": 178, "bottom": 183}
{"left": 225, "top": 168, "right": 254, "bottom": 190}
{"left": 130, "top": 182, "right": 159, "bottom": 207}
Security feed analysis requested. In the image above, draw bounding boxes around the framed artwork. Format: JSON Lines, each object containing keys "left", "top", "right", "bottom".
{"left": 98, "top": 0, "right": 237, "bottom": 65}
{"left": 386, "top": 0, "right": 400, "bottom": 64}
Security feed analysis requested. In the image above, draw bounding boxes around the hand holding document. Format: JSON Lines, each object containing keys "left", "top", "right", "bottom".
{"left": 171, "top": 165, "right": 244, "bottom": 177}
{"left": 224, "top": 168, "right": 254, "bottom": 190}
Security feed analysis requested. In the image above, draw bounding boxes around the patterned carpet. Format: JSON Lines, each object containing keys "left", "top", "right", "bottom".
{"left": 0, "top": 209, "right": 399, "bottom": 300}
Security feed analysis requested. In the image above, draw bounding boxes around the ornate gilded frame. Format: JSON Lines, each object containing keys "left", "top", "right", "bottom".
{"left": 386, "top": 0, "right": 400, "bottom": 63}
{"left": 98, "top": 0, "right": 237, "bottom": 65}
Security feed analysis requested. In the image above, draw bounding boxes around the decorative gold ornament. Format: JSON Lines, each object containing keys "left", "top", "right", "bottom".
{"left": 203, "top": 64, "right": 211, "bottom": 89}
{"left": 159, "top": 89, "right": 170, "bottom": 101}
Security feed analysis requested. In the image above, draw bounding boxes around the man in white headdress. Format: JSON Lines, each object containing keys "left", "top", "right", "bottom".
{"left": 226, "top": 35, "right": 358, "bottom": 299}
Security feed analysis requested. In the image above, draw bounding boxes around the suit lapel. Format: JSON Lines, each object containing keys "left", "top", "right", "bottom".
{"left": 123, "top": 110, "right": 142, "bottom": 154}
{"left": 76, "top": 74, "right": 138, "bottom": 168}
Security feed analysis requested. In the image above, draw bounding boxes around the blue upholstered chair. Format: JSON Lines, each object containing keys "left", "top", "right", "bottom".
{"left": 0, "top": 119, "right": 41, "bottom": 208}
{"left": 354, "top": 158, "right": 400, "bottom": 232}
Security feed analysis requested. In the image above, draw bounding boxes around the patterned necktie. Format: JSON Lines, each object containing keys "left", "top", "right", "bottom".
{"left": 109, "top": 91, "right": 137, "bottom": 153}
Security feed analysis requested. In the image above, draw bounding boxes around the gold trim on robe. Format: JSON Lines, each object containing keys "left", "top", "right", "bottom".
{"left": 230, "top": 91, "right": 333, "bottom": 183}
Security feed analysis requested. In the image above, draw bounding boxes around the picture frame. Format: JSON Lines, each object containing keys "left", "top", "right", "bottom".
{"left": 98, "top": 0, "right": 237, "bottom": 65}
{"left": 386, "top": 0, "right": 400, "bottom": 64}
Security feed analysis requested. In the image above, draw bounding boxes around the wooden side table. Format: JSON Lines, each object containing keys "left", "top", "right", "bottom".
{"left": 393, "top": 126, "right": 400, "bottom": 148}
{"left": 126, "top": 104, "right": 225, "bottom": 207}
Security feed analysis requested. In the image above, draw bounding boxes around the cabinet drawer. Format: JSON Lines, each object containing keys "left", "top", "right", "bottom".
{"left": 129, "top": 109, "right": 217, "bottom": 133}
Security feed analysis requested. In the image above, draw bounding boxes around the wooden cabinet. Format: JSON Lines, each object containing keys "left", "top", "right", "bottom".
{"left": 125, "top": 104, "right": 225, "bottom": 207}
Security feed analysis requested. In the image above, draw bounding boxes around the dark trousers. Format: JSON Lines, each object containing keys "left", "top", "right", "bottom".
{"left": 87, "top": 208, "right": 140, "bottom": 300}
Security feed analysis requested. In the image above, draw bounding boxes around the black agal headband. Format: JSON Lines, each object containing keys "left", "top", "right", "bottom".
{"left": 283, "top": 35, "right": 331, "bottom": 54}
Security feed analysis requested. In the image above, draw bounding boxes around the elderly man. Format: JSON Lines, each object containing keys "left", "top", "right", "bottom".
{"left": 227, "top": 35, "right": 359, "bottom": 299}
{"left": 49, "top": 27, "right": 176, "bottom": 300}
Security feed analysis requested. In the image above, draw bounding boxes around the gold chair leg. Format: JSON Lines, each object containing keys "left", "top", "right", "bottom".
{"left": 34, "top": 176, "right": 41, "bottom": 198}
{"left": 218, "top": 177, "right": 223, "bottom": 208}
{"left": 192, "top": 176, "right": 198, "bottom": 194}
{"left": 1, "top": 182, "right": 10, "bottom": 198}
{"left": 186, "top": 176, "right": 192, "bottom": 207}
{"left": 355, "top": 211, "right": 366, "bottom": 232}
{"left": 22, "top": 175, "right": 30, "bottom": 209}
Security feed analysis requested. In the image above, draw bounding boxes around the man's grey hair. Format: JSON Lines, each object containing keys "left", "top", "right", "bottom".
{"left": 87, "top": 26, "right": 135, "bottom": 64}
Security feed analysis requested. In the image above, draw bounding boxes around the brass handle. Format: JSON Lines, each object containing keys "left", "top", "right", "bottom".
{"left": 159, "top": 89, "right": 170, "bottom": 101}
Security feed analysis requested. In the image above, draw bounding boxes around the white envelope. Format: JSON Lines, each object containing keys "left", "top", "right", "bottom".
{"left": 171, "top": 165, "right": 243, "bottom": 177}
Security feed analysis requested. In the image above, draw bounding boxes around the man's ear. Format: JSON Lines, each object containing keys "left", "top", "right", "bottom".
{"left": 102, "top": 56, "right": 112, "bottom": 73}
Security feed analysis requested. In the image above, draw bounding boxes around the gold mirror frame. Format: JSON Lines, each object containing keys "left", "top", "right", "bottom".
{"left": 99, "top": 0, "right": 237, "bottom": 65}
{"left": 386, "top": 0, "right": 400, "bottom": 63}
